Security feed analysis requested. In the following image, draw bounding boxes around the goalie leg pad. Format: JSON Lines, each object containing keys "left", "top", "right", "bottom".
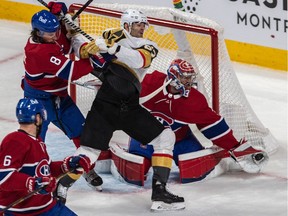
{"left": 178, "top": 147, "right": 229, "bottom": 183}
{"left": 110, "top": 143, "right": 151, "bottom": 186}
{"left": 172, "top": 132, "right": 204, "bottom": 166}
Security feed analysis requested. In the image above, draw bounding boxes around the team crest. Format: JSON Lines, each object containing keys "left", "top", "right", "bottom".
{"left": 35, "top": 159, "right": 51, "bottom": 177}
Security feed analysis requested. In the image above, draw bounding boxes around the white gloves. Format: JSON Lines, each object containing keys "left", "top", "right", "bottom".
{"left": 95, "top": 38, "right": 120, "bottom": 55}
{"left": 64, "top": 13, "right": 79, "bottom": 38}
{"left": 64, "top": 13, "right": 79, "bottom": 30}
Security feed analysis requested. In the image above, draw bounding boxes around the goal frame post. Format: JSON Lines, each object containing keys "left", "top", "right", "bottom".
{"left": 68, "top": 3, "right": 219, "bottom": 113}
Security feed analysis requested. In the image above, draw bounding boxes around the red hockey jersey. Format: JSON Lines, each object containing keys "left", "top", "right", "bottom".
{"left": 140, "top": 71, "right": 238, "bottom": 150}
{"left": 23, "top": 30, "right": 93, "bottom": 97}
{"left": 0, "top": 130, "right": 63, "bottom": 215}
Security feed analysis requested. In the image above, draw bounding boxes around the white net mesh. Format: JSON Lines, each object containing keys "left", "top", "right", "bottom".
{"left": 70, "top": 3, "right": 278, "bottom": 154}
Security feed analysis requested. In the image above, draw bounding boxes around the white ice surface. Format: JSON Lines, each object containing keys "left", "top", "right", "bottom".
{"left": 0, "top": 20, "right": 287, "bottom": 216}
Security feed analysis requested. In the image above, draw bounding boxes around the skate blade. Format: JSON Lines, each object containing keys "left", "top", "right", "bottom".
{"left": 150, "top": 201, "right": 185, "bottom": 212}
{"left": 87, "top": 183, "right": 103, "bottom": 192}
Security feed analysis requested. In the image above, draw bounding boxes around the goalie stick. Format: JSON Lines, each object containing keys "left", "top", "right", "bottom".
{"left": 0, "top": 169, "right": 75, "bottom": 213}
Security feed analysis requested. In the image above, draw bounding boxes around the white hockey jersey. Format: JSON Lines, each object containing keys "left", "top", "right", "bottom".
{"left": 103, "top": 28, "right": 158, "bottom": 79}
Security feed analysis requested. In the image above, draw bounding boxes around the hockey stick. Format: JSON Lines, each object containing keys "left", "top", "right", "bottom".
{"left": 0, "top": 170, "right": 74, "bottom": 213}
{"left": 71, "top": 80, "right": 101, "bottom": 90}
{"left": 37, "top": 0, "right": 94, "bottom": 41}
{"left": 139, "top": 79, "right": 172, "bottom": 104}
{"left": 71, "top": 0, "right": 93, "bottom": 20}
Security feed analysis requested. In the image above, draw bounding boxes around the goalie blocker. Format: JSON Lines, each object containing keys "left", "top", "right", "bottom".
{"left": 110, "top": 140, "right": 268, "bottom": 186}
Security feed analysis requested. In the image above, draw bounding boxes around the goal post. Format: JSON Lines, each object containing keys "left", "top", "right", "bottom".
{"left": 68, "top": 3, "right": 278, "bottom": 155}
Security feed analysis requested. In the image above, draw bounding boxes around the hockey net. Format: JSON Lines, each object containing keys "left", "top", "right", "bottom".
{"left": 69, "top": 3, "right": 278, "bottom": 154}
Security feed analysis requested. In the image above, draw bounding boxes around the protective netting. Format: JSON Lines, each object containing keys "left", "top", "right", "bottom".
{"left": 69, "top": 3, "right": 278, "bottom": 154}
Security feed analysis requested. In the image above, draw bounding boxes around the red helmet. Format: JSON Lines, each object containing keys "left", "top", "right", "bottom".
{"left": 167, "top": 59, "right": 196, "bottom": 97}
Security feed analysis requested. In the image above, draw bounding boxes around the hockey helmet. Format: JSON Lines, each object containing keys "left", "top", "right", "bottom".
{"left": 167, "top": 59, "right": 196, "bottom": 97}
{"left": 31, "top": 10, "right": 60, "bottom": 33}
{"left": 120, "top": 9, "right": 149, "bottom": 29}
{"left": 16, "top": 98, "right": 47, "bottom": 123}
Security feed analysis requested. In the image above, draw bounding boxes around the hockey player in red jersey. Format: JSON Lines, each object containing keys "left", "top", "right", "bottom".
{"left": 0, "top": 98, "right": 91, "bottom": 215}
{"left": 110, "top": 59, "right": 269, "bottom": 185}
{"left": 22, "top": 5, "right": 104, "bottom": 204}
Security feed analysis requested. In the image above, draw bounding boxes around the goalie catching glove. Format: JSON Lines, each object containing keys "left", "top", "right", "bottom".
{"left": 61, "top": 154, "right": 91, "bottom": 174}
{"left": 229, "top": 139, "right": 269, "bottom": 173}
{"left": 26, "top": 176, "right": 57, "bottom": 194}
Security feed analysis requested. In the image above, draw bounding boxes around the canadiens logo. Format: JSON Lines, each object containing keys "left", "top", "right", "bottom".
{"left": 151, "top": 111, "right": 174, "bottom": 126}
{"left": 151, "top": 111, "right": 185, "bottom": 131}
{"left": 35, "top": 159, "right": 51, "bottom": 177}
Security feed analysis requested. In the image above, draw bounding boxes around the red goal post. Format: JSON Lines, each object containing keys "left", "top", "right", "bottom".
{"left": 68, "top": 3, "right": 278, "bottom": 154}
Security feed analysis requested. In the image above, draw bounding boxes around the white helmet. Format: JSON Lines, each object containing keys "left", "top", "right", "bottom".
{"left": 120, "top": 9, "right": 149, "bottom": 29}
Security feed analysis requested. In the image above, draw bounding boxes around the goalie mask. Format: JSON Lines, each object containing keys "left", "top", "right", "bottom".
{"left": 31, "top": 10, "right": 60, "bottom": 33}
{"left": 120, "top": 9, "right": 149, "bottom": 30}
{"left": 167, "top": 59, "right": 197, "bottom": 97}
{"left": 16, "top": 98, "right": 47, "bottom": 123}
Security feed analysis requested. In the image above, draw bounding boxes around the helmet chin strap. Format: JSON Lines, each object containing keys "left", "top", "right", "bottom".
{"left": 34, "top": 116, "right": 43, "bottom": 138}
{"left": 127, "top": 24, "right": 132, "bottom": 34}
{"left": 35, "top": 124, "right": 42, "bottom": 138}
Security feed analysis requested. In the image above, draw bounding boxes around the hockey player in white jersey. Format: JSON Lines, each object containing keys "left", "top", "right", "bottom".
{"left": 74, "top": 9, "right": 185, "bottom": 211}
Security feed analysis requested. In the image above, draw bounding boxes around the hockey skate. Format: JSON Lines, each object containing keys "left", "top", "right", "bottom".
{"left": 54, "top": 182, "right": 68, "bottom": 204}
{"left": 83, "top": 169, "right": 103, "bottom": 191}
{"left": 151, "top": 182, "right": 185, "bottom": 211}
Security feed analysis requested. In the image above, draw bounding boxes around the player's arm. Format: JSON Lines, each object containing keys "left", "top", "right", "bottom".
{"left": 115, "top": 44, "right": 158, "bottom": 68}
{"left": 95, "top": 29, "right": 159, "bottom": 68}
{"left": 26, "top": 45, "right": 94, "bottom": 81}
{"left": 0, "top": 138, "right": 34, "bottom": 191}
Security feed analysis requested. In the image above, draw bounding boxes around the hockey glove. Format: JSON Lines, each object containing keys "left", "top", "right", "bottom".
{"left": 95, "top": 38, "right": 121, "bottom": 55}
{"left": 229, "top": 139, "right": 269, "bottom": 173}
{"left": 64, "top": 13, "right": 80, "bottom": 38}
{"left": 48, "top": 2, "right": 68, "bottom": 16}
{"left": 26, "top": 176, "right": 57, "bottom": 194}
{"left": 80, "top": 41, "right": 100, "bottom": 59}
{"left": 62, "top": 154, "right": 91, "bottom": 174}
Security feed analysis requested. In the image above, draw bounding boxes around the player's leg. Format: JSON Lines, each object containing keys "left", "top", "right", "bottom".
{"left": 75, "top": 99, "right": 116, "bottom": 190}
{"left": 53, "top": 96, "right": 102, "bottom": 201}
{"left": 53, "top": 95, "right": 84, "bottom": 148}
{"left": 36, "top": 98, "right": 56, "bottom": 141}
{"left": 123, "top": 106, "right": 185, "bottom": 211}
{"left": 39, "top": 200, "right": 77, "bottom": 216}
